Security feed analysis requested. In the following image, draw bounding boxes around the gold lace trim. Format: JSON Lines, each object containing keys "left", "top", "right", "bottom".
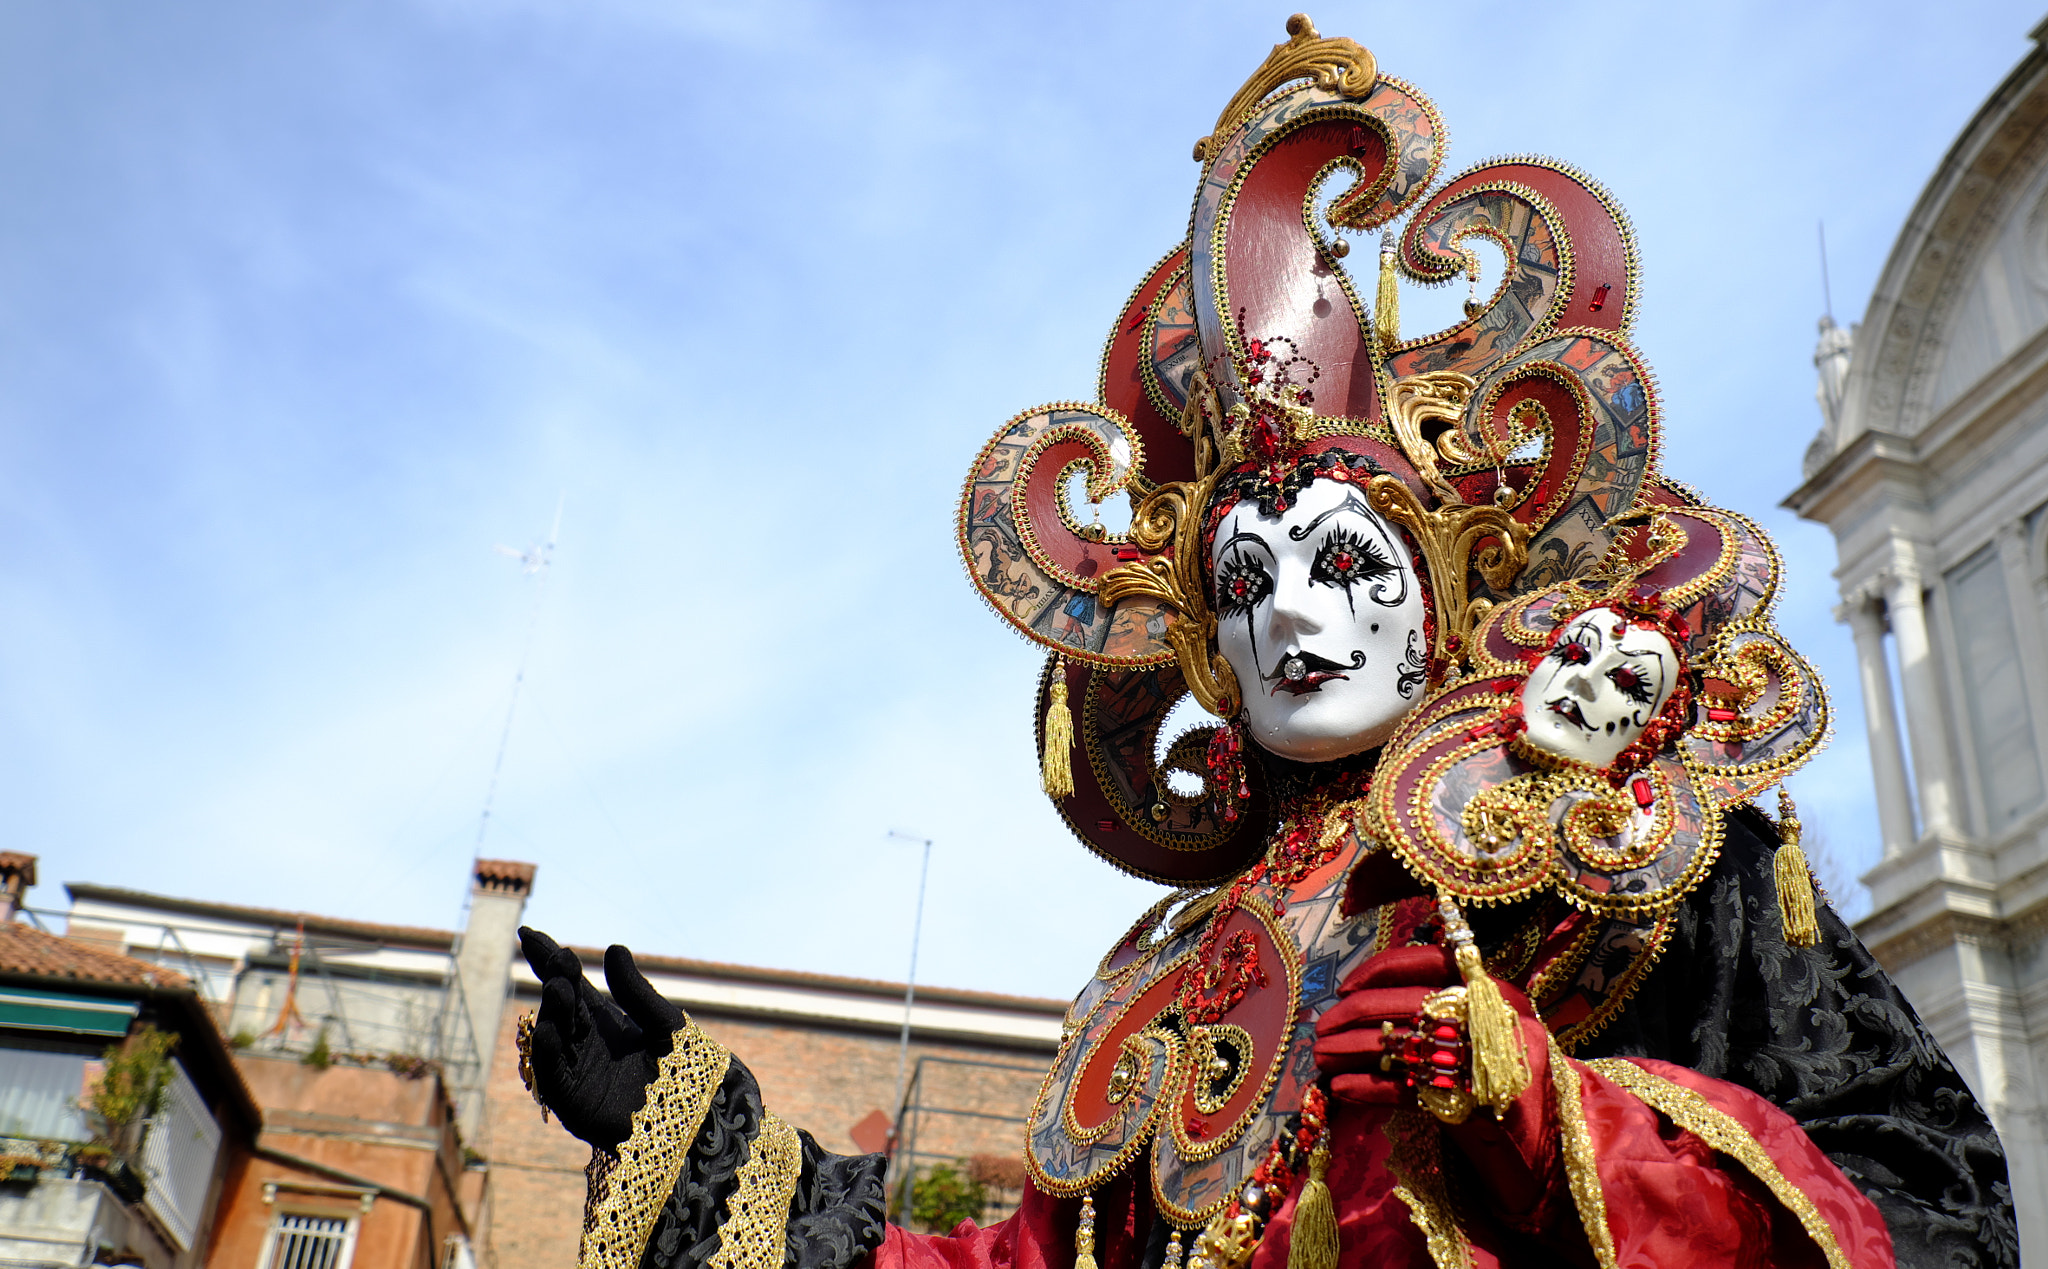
{"left": 581, "top": 1023, "right": 732, "bottom": 1269}
{"left": 1547, "top": 1039, "right": 1616, "bottom": 1269}
{"left": 707, "top": 1113, "right": 804, "bottom": 1269}
{"left": 1587, "top": 1060, "right": 1851, "bottom": 1269}
{"left": 1382, "top": 1107, "right": 1472, "bottom": 1269}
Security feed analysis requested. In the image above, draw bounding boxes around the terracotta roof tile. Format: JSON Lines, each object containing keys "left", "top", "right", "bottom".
{"left": 0, "top": 920, "right": 190, "bottom": 990}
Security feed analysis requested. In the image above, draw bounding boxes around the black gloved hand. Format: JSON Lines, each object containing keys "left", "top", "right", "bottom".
{"left": 519, "top": 926, "right": 688, "bottom": 1149}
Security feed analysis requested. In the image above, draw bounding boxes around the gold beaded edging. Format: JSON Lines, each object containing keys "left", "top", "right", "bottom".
{"left": 1548, "top": 1037, "right": 1617, "bottom": 1269}
{"left": 1383, "top": 1106, "right": 1473, "bottom": 1269}
{"left": 1587, "top": 1059, "right": 1853, "bottom": 1269}
{"left": 580, "top": 1022, "right": 731, "bottom": 1269}
{"left": 705, "top": 1113, "right": 803, "bottom": 1269}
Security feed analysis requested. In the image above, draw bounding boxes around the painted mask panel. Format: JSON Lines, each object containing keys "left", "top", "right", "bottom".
{"left": 1211, "top": 478, "right": 1428, "bottom": 762}
{"left": 1519, "top": 606, "right": 1679, "bottom": 769}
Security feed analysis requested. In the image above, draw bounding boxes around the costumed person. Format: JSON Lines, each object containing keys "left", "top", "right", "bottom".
{"left": 516, "top": 17, "right": 2017, "bottom": 1269}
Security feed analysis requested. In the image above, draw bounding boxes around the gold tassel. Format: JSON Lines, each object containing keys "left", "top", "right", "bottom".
{"left": 1073, "top": 1194, "right": 1098, "bottom": 1269}
{"left": 1375, "top": 233, "right": 1400, "bottom": 354}
{"left": 1440, "top": 896, "right": 1531, "bottom": 1114}
{"left": 1043, "top": 658, "right": 1075, "bottom": 800}
{"left": 1286, "top": 1142, "right": 1339, "bottom": 1269}
{"left": 1773, "top": 787, "right": 1820, "bottom": 948}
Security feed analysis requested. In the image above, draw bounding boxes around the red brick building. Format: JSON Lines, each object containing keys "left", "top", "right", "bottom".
{"left": 38, "top": 858, "right": 1065, "bottom": 1269}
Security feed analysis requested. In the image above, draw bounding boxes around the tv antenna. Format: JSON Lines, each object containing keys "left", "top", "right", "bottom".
{"left": 475, "top": 497, "right": 563, "bottom": 855}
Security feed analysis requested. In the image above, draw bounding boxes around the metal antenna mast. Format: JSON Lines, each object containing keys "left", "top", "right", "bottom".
{"left": 475, "top": 497, "right": 563, "bottom": 854}
{"left": 885, "top": 829, "right": 934, "bottom": 1131}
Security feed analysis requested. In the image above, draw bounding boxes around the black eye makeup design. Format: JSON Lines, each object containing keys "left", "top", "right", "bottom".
{"left": 1309, "top": 528, "right": 1396, "bottom": 613}
{"left": 1550, "top": 626, "right": 1598, "bottom": 665}
{"left": 1607, "top": 662, "right": 1658, "bottom": 705}
{"left": 1216, "top": 553, "right": 1273, "bottom": 618}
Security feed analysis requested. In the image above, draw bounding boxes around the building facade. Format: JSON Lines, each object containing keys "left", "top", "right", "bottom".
{"left": 27, "top": 859, "right": 1064, "bottom": 1269}
{"left": 1785, "top": 19, "right": 2048, "bottom": 1261}
{"left": 0, "top": 855, "right": 260, "bottom": 1269}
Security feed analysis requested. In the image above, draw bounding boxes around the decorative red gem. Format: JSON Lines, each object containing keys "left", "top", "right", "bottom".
{"left": 1631, "top": 776, "right": 1654, "bottom": 810}
{"left": 1707, "top": 707, "right": 1738, "bottom": 722}
{"left": 1589, "top": 283, "right": 1611, "bottom": 312}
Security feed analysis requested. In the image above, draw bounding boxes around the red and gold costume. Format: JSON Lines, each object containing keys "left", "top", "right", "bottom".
{"left": 520, "top": 18, "right": 2017, "bottom": 1269}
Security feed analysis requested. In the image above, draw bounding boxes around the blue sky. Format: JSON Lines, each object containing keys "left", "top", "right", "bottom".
{"left": 0, "top": 1, "right": 2036, "bottom": 999}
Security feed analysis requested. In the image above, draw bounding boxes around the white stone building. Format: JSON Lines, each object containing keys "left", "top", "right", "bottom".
{"left": 1785, "top": 20, "right": 2048, "bottom": 1259}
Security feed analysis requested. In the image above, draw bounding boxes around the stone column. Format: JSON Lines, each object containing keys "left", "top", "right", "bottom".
{"left": 1885, "top": 566, "right": 1965, "bottom": 841}
{"left": 1838, "top": 595, "right": 1918, "bottom": 858}
{"left": 455, "top": 858, "right": 535, "bottom": 1142}
{"left": 1995, "top": 523, "right": 2048, "bottom": 785}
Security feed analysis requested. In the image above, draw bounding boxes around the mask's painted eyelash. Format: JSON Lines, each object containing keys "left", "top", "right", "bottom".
{"left": 1608, "top": 664, "right": 1656, "bottom": 704}
{"left": 1216, "top": 557, "right": 1272, "bottom": 615}
{"left": 1551, "top": 634, "right": 1594, "bottom": 665}
{"left": 1309, "top": 528, "right": 1394, "bottom": 588}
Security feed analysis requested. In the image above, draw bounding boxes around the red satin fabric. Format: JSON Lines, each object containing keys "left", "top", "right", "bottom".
{"left": 868, "top": 1057, "right": 1894, "bottom": 1269}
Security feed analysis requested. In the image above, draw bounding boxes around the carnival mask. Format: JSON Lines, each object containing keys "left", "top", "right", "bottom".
{"left": 1518, "top": 606, "right": 1679, "bottom": 770}
{"left": 1211, "top": 477, "right": 1427, "bottom": 762}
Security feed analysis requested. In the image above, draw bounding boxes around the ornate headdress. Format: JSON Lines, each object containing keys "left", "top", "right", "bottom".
{"left": 956, "top": 16, "right": 1823, "bottom": 889}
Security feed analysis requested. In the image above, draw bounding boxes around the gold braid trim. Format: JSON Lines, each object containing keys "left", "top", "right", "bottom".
{"left": 707, "top": 1113, "right": 805, "bottom": 1269}
{"left": 581, "top": 1023, "right": 732, "bottom": 1269}
{"left": 1382, "top": 1107, "right": 1473, "bottom": 1269}
{"left": 1586, "top": 1060, "right": 1852, "bottom": 1269}
{"left": 1547, "top": 1038, "right": 1616, "bottom": 1269}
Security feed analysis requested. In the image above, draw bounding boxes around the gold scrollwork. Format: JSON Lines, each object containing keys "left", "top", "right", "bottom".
{"left": 1105, "top": 1043, "right": 1143, "bottom": 1106}
{"left": 1191, "top": 15, "right": 1377, "bottom": 163}
{"left": 1459, "top": 774, "right": 1557, "bottom": 872}
{"left": 1187, "top": 1023, "right": 1253, "bottom": 1114}
{"left": 1367, "top": 474, "right": 1530, "bottom": 667}
{"left": 1388, "top": 370, "right": 1495, "bottom": 501}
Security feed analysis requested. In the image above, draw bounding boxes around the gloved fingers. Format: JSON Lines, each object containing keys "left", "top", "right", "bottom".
{"left": 519, "top": 926, "right": 567, "bottom": 980}
{"left": 606, "top": 945, "right": 687, "bottom": 1041}
{"left": 532, "top": 977, "right": 581, "bottom": 1104}
{"left": 1335, "top": 944, "right": 1458, "bottom": 995}
{"left": 1314, "top": 985, "right": 1433, "bottom": 1038}
{"left": 1327, "top": 1072, "right": 1404, "bottom": 1107}
{"left": 537, "top": 970, "right": 591, "bottom": 1044}
{"left": 1312, "top": 1033, "right": 1392, "bottom": 1079}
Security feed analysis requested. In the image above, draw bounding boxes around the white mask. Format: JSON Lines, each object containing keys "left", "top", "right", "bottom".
{"left": 1519, "top": 606, "right": 1679, "bottom": 769}
{"left": 1210, "top": 477, "right": 1429, "bottom": 762}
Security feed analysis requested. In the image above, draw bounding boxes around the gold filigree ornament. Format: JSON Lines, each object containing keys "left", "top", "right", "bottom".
{"left": 1190, "top": 15, "right": 1375, "bottom": 163}
{"left": 1185, "top": 1211, "right": 1260, "bottom": 1269}
{"left": 1187, "top": 1023, "right": 1254, "bottom": 1114}
{"left": 515, "top": 1011, "right": 547, "bottom": 1122}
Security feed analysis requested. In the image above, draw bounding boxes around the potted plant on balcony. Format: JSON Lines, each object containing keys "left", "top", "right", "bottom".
{"left": 78, "top": 1025, "right": 177, "bottom": 1203}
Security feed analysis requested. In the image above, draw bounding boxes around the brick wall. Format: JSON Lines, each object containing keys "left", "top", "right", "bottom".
{"left": 479, "top": 988, "right": 1056, "bottom": 1269}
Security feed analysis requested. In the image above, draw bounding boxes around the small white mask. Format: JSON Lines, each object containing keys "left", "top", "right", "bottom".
{"left": 1211, "top": 477, "right": 1429, "bottom": 762}
{"left": 1519, "top": 606, "right": 1679, "bottom": 769}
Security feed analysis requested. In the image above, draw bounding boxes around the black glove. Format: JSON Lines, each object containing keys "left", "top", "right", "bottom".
{"left": 519, "top": 926, "right": 688, "bottom": 1149}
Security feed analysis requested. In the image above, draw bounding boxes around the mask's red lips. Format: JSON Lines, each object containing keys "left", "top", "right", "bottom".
{"left": 1273, "top": 671, "right": 1346, "bottom": 697}
{"left": 1267, "top": 650, "right": 1357, "bottom": 697}
{"left": 1545, "top": 697, "right": 1590, "bottom": 731}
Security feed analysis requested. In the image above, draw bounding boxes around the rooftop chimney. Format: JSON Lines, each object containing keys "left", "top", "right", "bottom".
{"left": 0, "top": 853, "right": 37, "bottom": 922}
{"left": 453, "top": 858, "right": 535, "bottom": 1141}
